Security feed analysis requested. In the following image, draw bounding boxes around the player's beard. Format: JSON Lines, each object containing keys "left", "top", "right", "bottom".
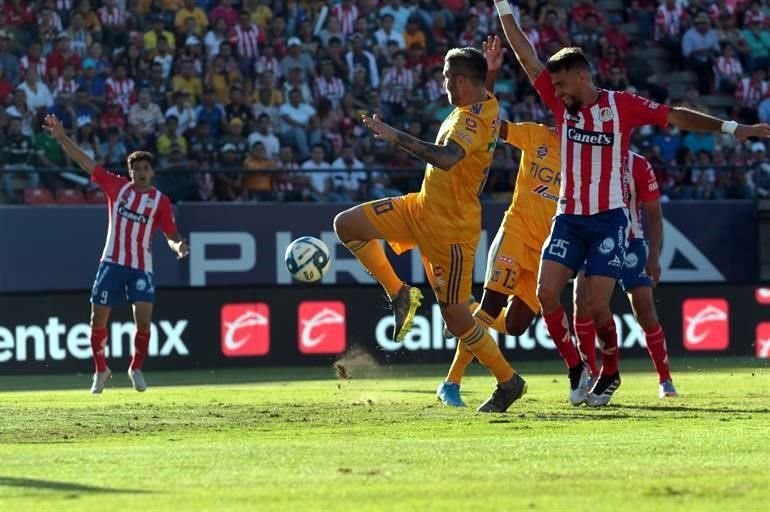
{"left": 564, "top": 96, "right": 582, "bottom": 116}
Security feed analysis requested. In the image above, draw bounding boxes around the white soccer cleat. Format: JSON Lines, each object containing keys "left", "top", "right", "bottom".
{"left": 90, "top": 368, "right": 112, "bottom": 394}
{"left": 585, "top": 372, "right": 622, "bottom": 407}
{"left": 128, "top": 369, "right": 147, "bottom": 392}
{"left": 568, "top": 364, "right": 592, "bottom": 406}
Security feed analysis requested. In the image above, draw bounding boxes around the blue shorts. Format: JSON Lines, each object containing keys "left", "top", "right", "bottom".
{"left": 542, "top": 208, "right": 628, "bottom": 279}
{"left": 90, "top": 261, "right": 155, "bottom": 307}
{"left": 619, "top": 238, "right": 652, "bottom": 292}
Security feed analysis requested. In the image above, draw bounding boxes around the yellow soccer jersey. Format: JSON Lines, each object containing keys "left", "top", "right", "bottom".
{"left": 502, "top": 121, "right": 561, "bottom": 252}
{"left": 416, "top": 93, "right": 500, "bottom": 243}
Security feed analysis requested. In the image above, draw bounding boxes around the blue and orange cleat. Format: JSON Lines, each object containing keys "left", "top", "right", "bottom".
{"left": 437, "top": 381, "right": 467, "bottom": 407}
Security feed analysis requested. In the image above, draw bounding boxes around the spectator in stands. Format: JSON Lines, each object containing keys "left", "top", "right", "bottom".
{"left": 0, "top": 67, "right": 13, "bottom": 106}
{"left": 128, "top": 88, "right": 165, "bottom": 144}
{"left": 599, "top": 65, "right": 630, "bottom": 92}
{"left": 225, "top": 85, "right": 254, "bottom": 126}
{"left": 177, "top": 0, "right": 209, "bottom": 37}
{"left": 157, "top": 116, "right": 188, "bottom": 157}
{"left": 210, "top": 0, "right": 239, "bottom": 32}
{"left": 346, "top": 33, "right": 379, "bottom": 88}
{"left": 18, "top": 67, "right": 54, "bottom": 113}
{"left": 380, "top": 51, "right": 414, "bottom": 124}
{"left": 165, "top": 91, "right": 196, "bottom": 136}
{"left": 715, "top": 13, "right": 749, "bottom": 63}
{"left": 735, "top": 68, "right": 768, "bottom": 124}
{"left": 280, "top": 37, "right": 315, "bottom": 82}
{"left": 0, "top": 30, "right": 20, "bottom": 86}
{"left": 76, "top": 0, "right": 102, "bottom": 41}
{"left": 682, "top": 12, "right": 720, "bottom": 94}
{"left": 195, "top": 87, "right": 225, "bottom": 138}
{"left": 374, "top": 14, "right": 406, "bottom": 50}
{"left": 510, "top": 88, "right": 548, "bottom": 123}
{"left": 97, "top": 0, "right": 126, "bottom": 48}
{"left": 248, "top": 113, "right": 280, "bottom": 159}
{"left": 78, "top": 59, "right": 106, "bottom": 107}
{"left": 683, "top": 129, "right": 716, "bottom": 156}
{"left": 279, "top": 88, "right": 316, "bottom": 161}
{"left": 751, "top": 141, "right": 770, "bottom": 198}
{"left": 651, "top": 125, "right": 682, "bottom": 164}
{"left": 758, "top": 95, "right": 770, "bottom": 124}
{"left": 742, "top": 13, "right": 770, "bottom": 72}
{"left": 380, "top": 0, "right": 411, "bottom": 33}
{"left": 99, "top": 127, "right": 128, "bottom": 168}
{"left": 144, "top": 15, "right": 176, "bottom": 52}
{"left": 1, "top": 116, "right": 38, "bottom": 203}
{"left": 105, "top": 61, "right": 136, "bottom": 114}
{"left": 6, "top": 89, "right": 34, "bottom": 136}
{"left": 242, "top": 141, "right": 276, "bottom": 201}
{"left": 172, "top": 59, "right": 203, "bottom": 105}
{"left": 714, "top": 42, "right": 744, "bottom": 93}
{"left": 205, "top": 18, "right": 229, "bottom": 58}
{"left": 330, "top": 144, "right": 366, "bottom": 201}
{"left": 656, "top": 0, "right": 687, "bottom": 68}
{"left": 314, "top": 59, "right": 346, "bottom": 109}
{"left": 301, "top": 143, "right": 332, "bottom": 201}
{"left": 220, "top": 117, "right": 249, "bottom": 158}
{"left": 33, "top": 111, "right": 65, "bottom": 175}
{"left": 602, "top": 15, "right": 630, "bottom": 55}
{"left": 571, "top": 13, "right": 603, "bottom": 59}
{"left": 404, "top": 17, "right": 427, "bottom": 50}
{"left": 230, "top": 10, "right": 264, "bottom": 71}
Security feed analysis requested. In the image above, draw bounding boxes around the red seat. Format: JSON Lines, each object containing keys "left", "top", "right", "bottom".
{"left": 23, "top": 187, "right": 56, "bottom": 205}
{"left": 86, "top": 189, "right": 107, "bottom": 204}
{"left": 56, "top": 188, "right": 87, "bottom": 204}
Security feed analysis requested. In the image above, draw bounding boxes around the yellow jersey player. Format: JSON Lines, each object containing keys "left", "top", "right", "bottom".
{"left": 334, "top": 43, "right": 527, "bottom": 413}
{"left": 438, "top": 119, "right": 561, "bottom": 406}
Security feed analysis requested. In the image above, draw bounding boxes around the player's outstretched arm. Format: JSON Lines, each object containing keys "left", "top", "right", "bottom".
{"left": 165, "top": 232, "right": 190, "bottom": 259}
{"left": 643, "top": 200, "right": 663, "bottom": 286}
{"left": 494, "top": 0, "right": 545, "bottom": 83}
{"left": 483, "top": 35, "right": 504, "bottom": 92}
{"left": 668, "top": 107, "right": 770, "bottom": 141}
{"left": 362, "top": 114, "right": 466, "bottom": 170}
{"left": 43, "top": 114, "right": 98, "bottom": 175}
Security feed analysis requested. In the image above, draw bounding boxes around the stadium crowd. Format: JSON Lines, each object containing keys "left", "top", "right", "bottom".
{"left": 1, "top": 0, "right": 769, "bottom": 204}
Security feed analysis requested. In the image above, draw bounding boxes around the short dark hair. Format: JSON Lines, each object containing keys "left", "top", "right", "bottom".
{"left": 127, "top": 151, "right": 154, "bottom": 169}
{"left": 445, "top": 47, "right": 487, "bottom": 85}
{"left": 546, "top": 47, "right": 591, "bottom": 73}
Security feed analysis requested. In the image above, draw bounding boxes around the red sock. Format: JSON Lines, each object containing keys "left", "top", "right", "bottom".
{"left": 90, "top": 326, "right": 108, "bottom": 373}
{"left": 130, "top": 330, "right": 151, "bottom": 370}
{"left": 644, "top": 324, "right": 672, "bottom": 383}
{"left": 574, "top": 316, "right": 599, "bottom": 376}
{"left": 543, "top": 306, "right": 581, "bottom": 368}
{"left": 596, "top": 318, "right": 619, "bottom": 375}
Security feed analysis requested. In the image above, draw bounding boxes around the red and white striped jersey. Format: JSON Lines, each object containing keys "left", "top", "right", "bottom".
{"left": 380, "top": 67, "right": 415, "bottom": 105}
{"left": 106, "top": 77, "right": 137, "bottom": 114}
{"left": 92, "top": 166, "right": 177, "bottom": 273}
{"left": 314, "top": 75, "right": 346, "bottom": 106}
{"left": 331, "top": 4, "right": 358, "bottom": 35}
{"left": 255, "top": 55, "right": 280, "bottom": 77}
{"left": 625, "top": 151, "right": 661, "bottom": 240}
{"left": 54, "top": 77, "right": 79, "bottom": 97}
{"left": 56, "top": 0, "right": 73, "bottom": 9}
{"left": 424, "top": 77, "right": 445, "bottom": 102}
{"left": 655, "top": 4, "right": 686, "bottom": 40}
{"left": 229, "top": 24, "right": 264, "bottom": 60}
{"left": 534, "top": 70, "right": 670, "bottom": 216}
{"left": 98, "top": 6, "right": 126, "bottom": 27}
{"left": 735, "top": 77, "right": 768, "bottom": 107}
{"left": 19, "top": 55, "right": 47, "bottom": 79}
{"left": 714, "top": 56, "right": 743, "bottom": 79}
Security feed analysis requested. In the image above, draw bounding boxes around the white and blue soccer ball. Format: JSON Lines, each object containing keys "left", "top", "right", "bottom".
{"left": 284, "top": 236, "right": 332, "bottom": 283}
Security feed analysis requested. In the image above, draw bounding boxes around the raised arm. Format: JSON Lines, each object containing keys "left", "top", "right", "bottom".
{"left": 362, "top": 114, "right": 466, "bottom": 170}
{"left": 483, "top": 35, "right": 504, "bottom": 92}
{"left": 668, "top": 107, "right": 770, "bottom": 140}
{"left": 494, "top": 0, "right": 545, "bottom": 83}
{"left": 43, "top": 114, "right": 98, "bottom": 175}
{"left": 642, "top": 200, "right": 663, "bottom": 286}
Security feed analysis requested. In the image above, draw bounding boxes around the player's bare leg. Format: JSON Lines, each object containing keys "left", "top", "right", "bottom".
{"left": 628, "top": 286, "right": 677, "bottom": 398}
{"left": 128, "top": 301, "right": 153, "bottom": 392}
{"left": 584, "top": 275, "right": 622, "bottom": 407}
{"left": 573, "top": 272, "right": 599, "bottom": 377}
{"left": 443, "top": 303, "right": 526, "bottom": 413}
{"left": 537, "top": 260, "right": 590, "bottom": 405}
{"left": 90, "top": 304, "right": 112, "bottom": 394}
{"left": 334, "top": 204, "right": 422, "bottom": 342}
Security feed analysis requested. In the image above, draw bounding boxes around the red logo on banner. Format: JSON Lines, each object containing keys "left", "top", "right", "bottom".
{"left": 221, "top": 303, "right": 270, "bottom": 357}
{"left": 756, "top": 288, "right": 770, "bottom": 305}
{"left": 298, "top": 301, "right": 346, "bottom": 354}
{"left": 682, "top": 299, "right": 729, "bottom": 351}
{"left": 756, "top": 323, "right": 770, "bottom": 358}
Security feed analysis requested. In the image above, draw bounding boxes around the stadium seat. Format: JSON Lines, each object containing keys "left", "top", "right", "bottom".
{"left": 56, "top": 188, "right": 87, "bottom": 205}
{"left": 86, "top": 189, "right": 107, "bottom": 204}
{"left": 23, "top": 187, "right": 56, "bottom": 205}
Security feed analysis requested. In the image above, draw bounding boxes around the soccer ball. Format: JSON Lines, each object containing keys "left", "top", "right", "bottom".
{"left": 284, "top": 236, "right": 332, "bottom": 283}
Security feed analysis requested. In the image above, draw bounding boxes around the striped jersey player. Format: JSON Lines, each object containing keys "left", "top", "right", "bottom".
{"left": 43, "top": 114, "right": 189, "bottom": 395}
{"left": 496, "top": 0, "right": 770, "bottom": 407}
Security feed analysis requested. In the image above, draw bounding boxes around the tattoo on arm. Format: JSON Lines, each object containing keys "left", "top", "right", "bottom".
{"left": 394, "top": 132, "right": 466, "bottom": 170}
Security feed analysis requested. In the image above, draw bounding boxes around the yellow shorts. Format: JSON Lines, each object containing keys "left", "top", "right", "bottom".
{"left": 483, "top": 227, "right": 541, "bottom": 314}
{"left": 363, "top": 194, "right": 476, "bottom": 305}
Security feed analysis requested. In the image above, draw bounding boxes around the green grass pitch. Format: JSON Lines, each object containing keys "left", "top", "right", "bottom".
{"left": 1, "top": 358, "right": 769, "bottom": 511}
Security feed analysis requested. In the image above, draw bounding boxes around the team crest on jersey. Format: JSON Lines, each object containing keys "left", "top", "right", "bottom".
{"left": 537, "top": 145, "right": 548, "bottom": 158}
{"left": 465, "top": 117, "right": 478, "bottom": 133}
{"left": 624, "top": 252, "right": 639, "bottom": 269}
{"left": 145, "top": 198, "right": 155, "bottom": 208}
{"left": 608, "top": 255, "right": 622, "bottom": 268}
{"left": 433, "top": 265, "right": 445, "bottom": 277}
{"left": 598, "top": 237, "right": 616, "bottom": 255}
{"left": 599, "top": 107, "right": 613, "bottom": 122}
{"left": 136, "top": 278, "right": 147, "bottom": 291}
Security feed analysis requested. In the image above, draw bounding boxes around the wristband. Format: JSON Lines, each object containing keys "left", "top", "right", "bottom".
{"left": 495, "top": 0, "right": 513, "bottom": 17}
{"left": 721, "top": 120, "right": 738, "bottom": 135}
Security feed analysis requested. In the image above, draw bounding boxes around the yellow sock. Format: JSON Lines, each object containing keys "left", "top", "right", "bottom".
{"left": 459, "top": 320, "right": 515, "bottom": 383}
{"left": 345, "top": 240, "right": 402, "bottom": 298}
{"left": 446, "top": 342, "right": 474, "bottom": 384}
{"left": 473, "top": 306, "right": 507, "bottom": 335}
